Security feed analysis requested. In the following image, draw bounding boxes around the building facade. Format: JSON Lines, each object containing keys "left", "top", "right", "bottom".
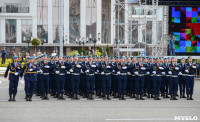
{"left": 0, "top": 0, "right": 164, "bottom": 57}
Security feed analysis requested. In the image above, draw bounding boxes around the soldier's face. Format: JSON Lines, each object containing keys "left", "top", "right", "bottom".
{"left": 105, "top": 56, "right": 108, "bottom": 61}
{"left": 89, "top": 57, "right": 93, "bottom": 61}
{"left": 164, "top": 59, "right": 168, "bottom": 63}
{"left": 143, "top": 59, "right": 147, "bottom": 63}
{"left": 181, "top": 59, "right": 185, "bottom": 64}
{"left": 188, "top": 58, "right": 192, "bottom": 63}
{"left": 13, "top": 58, "right": 18, "bottom": 62}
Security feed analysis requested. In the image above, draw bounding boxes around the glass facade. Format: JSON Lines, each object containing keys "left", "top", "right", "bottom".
{"left": 37, "top": 0, "right": 48, "bottom": 43}
{"left": 115, "top": 0, "right": 125, "bottom": 44}
{"left": 86, "top": 0, "right": 97, "bottom": 42}
{"left": 22, "top": 19, "right": 32, "bottom": 43}
{"left": 69, "top": 0, "right": 80, "bottom": 43}
{"left": 101, "top": 0, "right": 111, "bottom": 44}
{"left": 52, "top": 0, "right": 63, "bottom": 43}
{"left": 6, "top": 19, "right": 16, "bottom": 43}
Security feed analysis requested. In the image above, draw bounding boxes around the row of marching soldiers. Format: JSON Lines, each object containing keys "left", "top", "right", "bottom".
{"left": 4, "top": 54, "right": 199, "bottom": 102}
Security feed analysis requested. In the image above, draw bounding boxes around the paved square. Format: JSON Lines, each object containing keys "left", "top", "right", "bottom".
{"left": 0, "top": 77, "right": 199, "bottom": 122}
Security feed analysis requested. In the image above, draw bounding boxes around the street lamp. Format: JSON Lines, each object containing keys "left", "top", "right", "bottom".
{"left": 89, "top": 33, "right": 100, "bottom": 54}
{"left": 23, "top": 36, "right": 30, "bottom": 53}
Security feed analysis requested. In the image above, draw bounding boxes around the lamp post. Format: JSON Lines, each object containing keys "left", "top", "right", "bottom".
{"left": 23, "top": 36, "right": 30, "bottom": 53}
{"left": 88, "top": 33, "right": 100, "bottom": 54}
{"left": 76, "top": 37, "right": 86, "bottom": 54}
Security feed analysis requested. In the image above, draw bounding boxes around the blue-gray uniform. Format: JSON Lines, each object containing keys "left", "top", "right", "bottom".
{"left": 168, "top": 63, "right": 179, "bottom": 100}
{"left": 161, "top": 63, "right": 170, "bottom": 98}
{"left": 95, "top": 61, "right": 102, "bottom": 97}
{"left": 55, "top": 61, "right": 66, "bottom": 100}
{"left": 85, "top": 61, "right": 96, "bottom": 100}
{"left": 185, "top": 63, "right": 198, "bottom": 100}
{"left": 36, "top": 60, "right": 43, "bottom": 96}
{"left": 127, "top": 62, "right": 135, "bottom": 98}
{"left": 143, "top": 62, "right": 151, "bottom": 98}
{"left": 100, "top": 61, "right": 113, "bottom": 100}
{"left": 80, "top": 60, "right": 87, "bottom": 97}
{"left": 49, "top": 59, "right": 56, "bottom": 97}
{"left": 151, "top": 63, "right": 165, "bottom": 100}
{"left": 178, "top": 63, "right": 187, "bottom": 98}
{"left": 4, "top": 59, "right": 22, "bottom": 101}
{"left": 147, "top": 62, "right": 154, "bottom": 97}
{"left": 68, "top": 61, "right": 82, "bottom": 100}
{"left": 116, "top": 62, "right": 127, "bottom": 100}
{"left": 40, "top": 60, "right": 51, "bottom": 100}
{"left": 133, "top": 62, "right": 145, "bottom": 100}
{"left": 65, "top": 61, "right": 72, "bottom": 97}
{"left": 112, "top": 61, "right": 118, "bottom": 98}
{"left": 22, "top": 60, "right": 40, "bottom": 101}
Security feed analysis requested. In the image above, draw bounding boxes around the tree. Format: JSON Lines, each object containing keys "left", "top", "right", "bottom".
{"left": 106, "top": 44, "right": 111, "bottom": 57}
{"left": 96, "top": 49, "right": 102, "bottom": 57}
{"left": 69, "top": 50, "right": 79, "bottom": 56}
{"left": 98, "top": 46, "right": 103, "bottom": 56}
{"left": 81, "top": 47, "right": 86, "bottom": 56}
{"left": 31, "top": 38, "right": 41, "bottom": 56}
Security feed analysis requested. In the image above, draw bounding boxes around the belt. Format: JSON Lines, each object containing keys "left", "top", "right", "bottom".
{"left": 105, "top": 73, "right": 111, "bottom": 75}
{"left": 43, "top": 73, "right": 49, "bottom": 75}
{"left": 95, "top": 72, "right": 99, "bottom": 74}
{"left": 72, "top": 73, "right": 80, "bottom": 75}
{"left": 166, "top": 75, "right": 171, "bottom": 76}
{"left": 187, "top": 75, "right": 194, "bottom": 77}
{"left": 25, "top": 72, "right": 36, "bottom": 74}
{"left": 155, "top": 75, "right": 162, "bottom": 76}
{"left": 171, "top": 75, "right": 178, "bottom": 77}
{"left": 59, "top": 73, "right": 65, "bottom": 75}
{"left": 120, "top": 73, "right": 127, "bottom": 75}
{"left": 87, "top": 74, "right": 94, "bottom": 76}
{"left": 9, "top": 71, "right": 16, "bottom": 74}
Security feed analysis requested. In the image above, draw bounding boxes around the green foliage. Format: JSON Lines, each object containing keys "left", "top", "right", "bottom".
{"left": 98, "top": 46, "right": 103, "bottom": 56}
{"left": 31, "top": 38, "right": 41, "bottom": 46}
{"left": 69, "top": 50, "right": 79, "bottom": 56}
{"left": 81, "top": 47, "right": 87, "bottom": 56}
{"left": 0, "top": 58, "right": 25, "bottom": 67}
{"left": 106, "top": 44, "right": 111, "bottom": 57}
{"left": 96, "top": 50, "right": 103, "bottom": 57}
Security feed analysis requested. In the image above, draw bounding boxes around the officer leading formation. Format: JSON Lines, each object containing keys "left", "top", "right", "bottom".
{"left": 4, "top": 54, "right": 199, "bottom": 101}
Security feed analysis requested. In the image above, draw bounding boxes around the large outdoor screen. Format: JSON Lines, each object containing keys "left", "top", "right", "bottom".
{"left": 169, "top": 7, "right": 200, "bottom": 53}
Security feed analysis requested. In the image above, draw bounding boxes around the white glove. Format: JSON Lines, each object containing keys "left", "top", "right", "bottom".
{"left": 122, "top": 66, "right": 127, "bottom": 69}
{"left": 127, "top": 72, "right": 131, "bottom": 75}
{"left": 76, "top": 65, "right": 81, "bottom": 68}
{"left": 175, "top": 67, "right": 179, "bottom": 70}
{"left": 44, "top": 65, "right": 50, "bottom": 68}
{"left": 185, "top": 70, "right": 189, "bottom": 73}
{"left": 80, "top": 69, "right": 83, "bottom": 73}
{"left": 97, "top": 70, "right": 99, "bottom": 73}
{"left": 168, "top": 71, "right": 172, "bottom": 75}
{"left": 146, "top": 71, "right": 150, "bottom": 75}
{"left": 106, "top": 66, "right": 111, "bottom": 68}
{"left": 178, "top": 72, "right": 182, "bottom": 75}
{"left": 112, "top": 70, "right": 115, "bottom": 73}
{"left": 192, "top": 66, "right": 197, "bottom": 69}
{"left": 55, "top": 71, "right": 60, "bottom": 74}
{"left": 61, "top": 66, "right": 65, "bottom": 69}
{"left": 141, "top": 67, "right": 146, "bottom": 70}
{"left": 101, "top": 72, "right": 105, "bottom": 75}
{"left": 69, "top": 69, "right": 73, "bottom": 72}
{"left": 67, "top": 71, "right": 70, "bottom": 74}
{"left": 91, "top": 65, "right": 96, "bottom": 68}
{"left": 14, "top": 72, "right": 18, "bottom": 76}
{"left": 159, "top": 67, "right": 164, "bottom": 70}
{"left": 162, "top": 72, "right": 166, "bottom": 75}
{"left": 152, "top": 71, "right": 156, "bottom": 74}
{"left": 40, "top": 69, "right": 43, "bottom": 73}
{"left": 134, "top": 71, "right": 139, "bottom": 75}
{"left": 85, "top": 70, "right": 89, "bottom": 73}
{"left": 117, "top": 71, "right": 120, "bottom": 75}
{"left": 29, "top": 69, "right": 33, "bottom": 72}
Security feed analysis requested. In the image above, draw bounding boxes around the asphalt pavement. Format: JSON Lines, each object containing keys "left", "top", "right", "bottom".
{"left": 0, "top": 77, "right": 199, "bottom": 122}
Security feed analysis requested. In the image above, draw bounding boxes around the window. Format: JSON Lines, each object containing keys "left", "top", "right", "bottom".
{"left": 6, "top": 19, "right": 16, "bottom": 43}
{"left": 37, "top": 0, "right": 48, "bottom": 43}
{"left": 102, "top": 0, "right": 111, "bottom": 44}
{"left": 69, "top": 0, "right": 80, "bottom": 43}
{"left": 86, "top": 0, "right": 97, "bottom": 42}
{"left": 6, "top": 4, "right": 20, "bottom": 13}
{"left": 22, "top": 19, "right": 32, "bottom": 43}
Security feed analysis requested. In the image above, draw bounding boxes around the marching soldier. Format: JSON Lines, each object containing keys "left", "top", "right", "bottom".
{"left": 178, "top": 58, "right": 186, "bottom": 98}
{"left": 168, "top": 57, "right": 179, "bottom": 100}
{"left": 4, "top": 56, "right": 22, "bottom": 101}
{"left": 68, "top": 54, "right": 82, "bottom": 100}
{"left": 100, "top": 55, "right": 113, "bottom": 100}
{"left": 185, "top": 56, "right": 198, "bottom": 100}
{"left": 22, "top": 56, "right": 40, "bottom": 101}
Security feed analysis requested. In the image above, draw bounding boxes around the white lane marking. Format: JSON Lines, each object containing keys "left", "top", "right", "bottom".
{"left": 105, "top": 118, "right": 174, "bottom": 121}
